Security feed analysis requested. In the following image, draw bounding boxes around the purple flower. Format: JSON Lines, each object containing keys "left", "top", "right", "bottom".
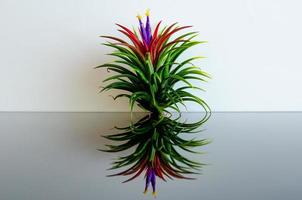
{"left": 137, "top": 14, "right": 147, "bottom": 45}
{"left": 145, "top": 9, "right": 152, "bottom": 45}
{"left": 137, "top": 9, "right": 152, "bottom": 46}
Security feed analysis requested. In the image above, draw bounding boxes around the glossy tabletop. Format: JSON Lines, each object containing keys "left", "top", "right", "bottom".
{"left": 0, "top": 112, "right": 301, "bottom": 200}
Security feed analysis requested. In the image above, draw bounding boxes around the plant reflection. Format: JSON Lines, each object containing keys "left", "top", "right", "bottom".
{"left": 101, "top": 112, "right": 210, "bottom": 196}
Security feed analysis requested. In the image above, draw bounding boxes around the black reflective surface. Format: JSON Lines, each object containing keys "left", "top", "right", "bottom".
{"left": 0, "top": 112, "right": 301, "bottom": 200}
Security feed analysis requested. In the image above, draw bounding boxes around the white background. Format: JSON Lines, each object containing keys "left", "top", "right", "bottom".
{"left": 0, "top": 0, "right": 301, "bottom": 112}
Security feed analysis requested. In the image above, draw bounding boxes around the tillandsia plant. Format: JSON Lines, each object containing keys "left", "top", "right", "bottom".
{"left": 96, "top": 9, "right": 211, "bottom": 197}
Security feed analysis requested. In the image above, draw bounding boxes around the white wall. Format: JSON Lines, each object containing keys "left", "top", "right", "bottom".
{"left": 0, "top": 0, "right": 301, "bottom": 112}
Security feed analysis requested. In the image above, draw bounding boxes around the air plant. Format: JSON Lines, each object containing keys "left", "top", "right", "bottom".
{"left": 96, "top": 9, "right": 211, "bottom": 197}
